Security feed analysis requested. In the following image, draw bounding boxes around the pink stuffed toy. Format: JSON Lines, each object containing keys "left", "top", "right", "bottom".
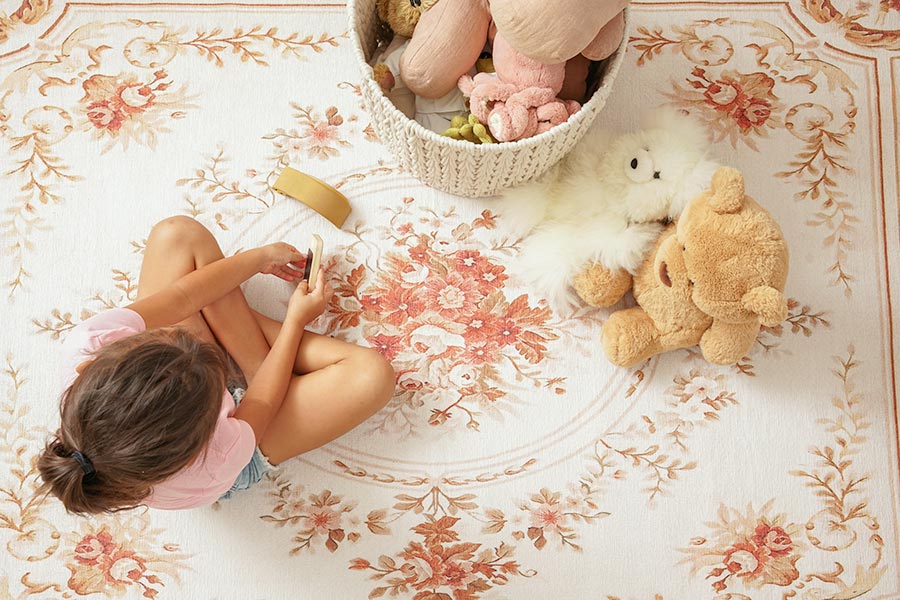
{"left": 458, "top": 33, "right": 580, "bottom": 142}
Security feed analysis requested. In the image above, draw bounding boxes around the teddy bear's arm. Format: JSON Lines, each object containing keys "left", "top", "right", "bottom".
{"left": 573, "top": 263, "right": 632, "bottom": 308}
{"left": 601, "top": 307, "right": 662, "bottom": 367}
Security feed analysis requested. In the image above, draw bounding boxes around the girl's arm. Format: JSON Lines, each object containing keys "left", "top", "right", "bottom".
{"left": 127, "top": 243, "right": 305, "bottom": 329}
{"left": 233, "top": 270, "right": 332, "bottom": 442}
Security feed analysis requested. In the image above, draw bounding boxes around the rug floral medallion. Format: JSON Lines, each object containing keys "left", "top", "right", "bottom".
{"left": 1, "top": 1, "right": 899, "bottom": 598}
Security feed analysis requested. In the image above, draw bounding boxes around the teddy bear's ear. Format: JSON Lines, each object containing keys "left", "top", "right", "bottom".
{"left": 742, "top": 286, "right": 788, "bottom": 326}
{"left": 709, "top": 167, "right": 745, "bottom": 214}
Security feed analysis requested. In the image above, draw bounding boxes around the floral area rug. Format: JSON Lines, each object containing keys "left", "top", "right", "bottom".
{"left": 2, "top": 0, "right": 900, "bottom": 598}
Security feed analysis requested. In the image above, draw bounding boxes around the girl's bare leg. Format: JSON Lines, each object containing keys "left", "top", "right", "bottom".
{"left": 249, "top": 311, "right": 396, "bottom": 463}
{"left": 136, "top": 217, "right": 395, "bottom": 464}
{"left": 137, "top": 216, "right": 270, "bottom": 380}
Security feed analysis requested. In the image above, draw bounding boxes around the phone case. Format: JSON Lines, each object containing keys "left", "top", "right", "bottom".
{"left": 303, "top": 234, "right": 323, "bottom": 283}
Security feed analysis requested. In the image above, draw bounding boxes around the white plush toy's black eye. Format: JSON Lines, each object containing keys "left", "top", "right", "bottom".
{"left": 625, "top": 148, "right": 655, "bottom": 183}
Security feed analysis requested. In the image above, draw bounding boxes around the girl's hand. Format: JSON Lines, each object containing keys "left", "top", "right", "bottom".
{"left": 286, "top": 270, "right": 333, "bottom": 324}
{"left": 258, "top": 243, "right": 306, "bottom": 282}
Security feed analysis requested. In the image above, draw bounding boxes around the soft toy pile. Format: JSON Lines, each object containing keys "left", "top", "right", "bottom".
{"left": 370, "top": 0, "right": 627, "bottom": 142}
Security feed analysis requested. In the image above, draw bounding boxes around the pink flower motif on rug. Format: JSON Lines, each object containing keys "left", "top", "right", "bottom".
{"left": 77, "top": 69, "right": 192, "bottom": 150}
{"left": 687, "top": 68, "right": 777, "bottom": 133}
{"left": 64, "top": 522, "right": 189, "bottom": 599}
{"left": 680, "top": 502, "right": 803, "bottom": 592}
{"left": 349, "top": 516, "right": 534, "bottom": 600}
{"left": 324, "top": 203, "right": 565, "bottom": 434}
{"left": 81, "top": 71, "right": 168, "bottom": 131}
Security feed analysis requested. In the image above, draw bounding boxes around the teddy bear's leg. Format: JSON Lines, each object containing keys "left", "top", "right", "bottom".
{"left": 602, "top": 308, "right": 663, "bottom": 368}
{"left": 573, "top": 263, "right": 632, "bottom": 307}
{"left": 699, "top": 320, "right": 760, "bottom": 365}
{"left": 563, "top": 99, "right": 581, "bottom": 115}
{"left": 488, "top": 102, "right": 533, "bottom": 142}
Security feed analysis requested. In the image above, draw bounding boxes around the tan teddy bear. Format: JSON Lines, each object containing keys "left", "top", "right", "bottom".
{"left": 577, "top": 226, "right": 713, "bottom": 367}
{"left": 676, "top": 166, "right": 789, "bottom": 363}
{"left": 574, "top": 166, "right": 789, "bottom": 367}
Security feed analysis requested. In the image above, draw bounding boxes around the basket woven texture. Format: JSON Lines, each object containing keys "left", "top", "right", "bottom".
{"left": 347, "top": 0, "right": 629, "bottom": 197}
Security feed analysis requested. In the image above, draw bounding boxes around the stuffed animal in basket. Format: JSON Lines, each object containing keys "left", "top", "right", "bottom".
{"left": 575, "top": 167, "right": 789, "bottom": 366}
{"left": 491, "top": 0, "right": 627, "bottom": 64}
{"left": 401, "top": 0, "right": 625, "bottom": 100}
{"left": 501, "top": 110, "right": 719, "bottom": 310}
{"left": 372, "top": 0, "right": 469, "bottom": 133}
{"left": 375, "top": 0, "right": 437, "bottom": 38}
{"left": 372, "top": 35, "right": 468, "bottom": 133}
{"left": 458, "top": 33, "right": 581, "bottom": 142}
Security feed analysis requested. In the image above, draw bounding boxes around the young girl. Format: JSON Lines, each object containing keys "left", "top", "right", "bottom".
{"left": 38, "top": 216, "right": 396, "bottom": 514}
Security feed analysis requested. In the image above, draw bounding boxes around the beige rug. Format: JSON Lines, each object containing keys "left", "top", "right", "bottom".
{"left": 2, "top": 1, "right": 899, "bottom": 598}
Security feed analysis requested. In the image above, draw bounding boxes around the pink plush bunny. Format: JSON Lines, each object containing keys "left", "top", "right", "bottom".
{"left": 458, "top": 33, "right": 580, "bottom": 142}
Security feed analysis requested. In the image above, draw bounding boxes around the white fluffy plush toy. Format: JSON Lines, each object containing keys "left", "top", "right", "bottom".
{"left": 500, "top": 109, "right": 719, "bottom": 310}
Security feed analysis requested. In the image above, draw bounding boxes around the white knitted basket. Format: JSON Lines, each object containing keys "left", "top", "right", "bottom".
{"left": 347, "top": 0, "right": 629, "bottom": 198}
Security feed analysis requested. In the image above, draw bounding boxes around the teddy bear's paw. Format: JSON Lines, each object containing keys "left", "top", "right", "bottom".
{"left": 573, "top": 263, "right": 632, "bottom": 307}
{"left": 601, "top": 309, "right": 659, "bottom": 367}
{"left": 373, "top": 63, "right": 396, "bottom": 91}
{"left": 488, "top": 110, "right": 513, "bottom": 142}
{"left": 699, "top": 321, "right": 758, "bottom": 365}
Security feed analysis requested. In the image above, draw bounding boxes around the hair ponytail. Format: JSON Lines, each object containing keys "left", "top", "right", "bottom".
{"left": 37, "top": 438, "right": 108, "bottom": 515}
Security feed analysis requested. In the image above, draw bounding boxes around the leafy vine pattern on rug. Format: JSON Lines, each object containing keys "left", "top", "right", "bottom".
{"left": 180, "top": 92, "right": 376, "bottom": 232}
{"left": 801, "top": 0, "right": 900, "bottom": 51}
{"left": 629, "top": 18, "right": 859, "bottom": 295}
{"left": 0, "top": 19, "right": 344, "bottom": 296}
{"left": 260, "top": 475, "right": 376, "bottom": 555}
{"left": 680, "top": 347, "right": 886, "bottom": 597}
{"left": 350, "top": 516, "right": 536, "bottom": 600}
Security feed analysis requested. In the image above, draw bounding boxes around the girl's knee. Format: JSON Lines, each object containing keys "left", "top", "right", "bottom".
{"left": 149, "top": 216, "right": 213, "bottom": 248}
{"left": 357, "top": 348, "right": 396, "bottom": 407}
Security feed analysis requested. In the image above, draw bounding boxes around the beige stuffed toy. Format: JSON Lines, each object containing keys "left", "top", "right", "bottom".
{"left": 575, "top": 167, "right": 789, "bottom": 366}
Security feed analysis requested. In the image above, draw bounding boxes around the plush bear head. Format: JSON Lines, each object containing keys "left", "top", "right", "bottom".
{"left": 376, "top": 0, "right": 439, "bottom": 38}
{"left": 675, "top": 166, "right": 789, "bottom": 327}
{"left": 579, "top": 109, "right": 721, "bottom": 225}
{"left": 596, "top": 226, "right": 713, "bottom": 367}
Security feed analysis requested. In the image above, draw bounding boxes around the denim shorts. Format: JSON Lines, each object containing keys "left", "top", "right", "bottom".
{"left": 219, "top": 388, "right": 275, "bottom": 501}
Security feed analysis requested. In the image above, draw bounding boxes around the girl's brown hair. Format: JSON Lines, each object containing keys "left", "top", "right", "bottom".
{"left": 38, "top": 328, "right": 227, "bottom": 515}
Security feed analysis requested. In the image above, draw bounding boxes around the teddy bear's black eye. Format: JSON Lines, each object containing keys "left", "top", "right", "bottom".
{"left": 630, "top": 158, "right": 638, "bottom": 169}
{"left": 653, "top": 171, "right": 661, "bottom": 179}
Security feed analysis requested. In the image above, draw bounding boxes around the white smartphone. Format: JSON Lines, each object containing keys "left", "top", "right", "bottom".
{"left": 303, "top": 234, "right": 323, "bottom": 284}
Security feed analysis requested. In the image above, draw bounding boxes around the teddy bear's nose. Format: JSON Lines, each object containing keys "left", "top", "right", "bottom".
{"left": 653, "top": 171, "right": 661, "bottom": 179}
{"left": 409, "top": 0, "right": 421, "bottom": 6}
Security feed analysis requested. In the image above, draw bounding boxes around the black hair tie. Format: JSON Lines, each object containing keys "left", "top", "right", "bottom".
{"left": 71, "top": 451, "right": 96, "bottom": 479}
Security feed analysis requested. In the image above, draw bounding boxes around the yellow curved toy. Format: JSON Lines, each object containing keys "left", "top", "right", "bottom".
{"left": 272, "top": 167, "right": 351, "bottom": 228}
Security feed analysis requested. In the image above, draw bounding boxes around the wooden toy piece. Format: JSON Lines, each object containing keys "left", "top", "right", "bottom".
{"left": 303, "top": 234, "right": 323, "bottom": 284}
{"left": 273, "top": 167, "right": 351, "bottom": 228}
